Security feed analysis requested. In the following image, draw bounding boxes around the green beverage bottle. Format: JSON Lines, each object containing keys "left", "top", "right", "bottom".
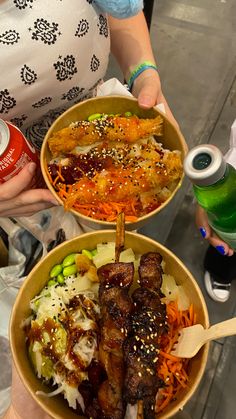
{"left": 184, "top": 144, "right": 236, "bottom": 250}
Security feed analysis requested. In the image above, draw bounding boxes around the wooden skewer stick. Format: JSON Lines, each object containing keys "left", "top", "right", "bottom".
{"left": 115, "top": 212, "right": 125, "bottom": 263}
{"left": 137, "top": 400, "right": 144, "bottom": 419}
{"left": 115, "top": 213, "right": 144, "bottom": 419}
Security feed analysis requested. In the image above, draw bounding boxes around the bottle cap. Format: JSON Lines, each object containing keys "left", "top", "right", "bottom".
{"left": 0, "top": 119, "right": 10, "bottom": 156}
{"left": 183, "top": 144, "right": 227, "bottom": 186}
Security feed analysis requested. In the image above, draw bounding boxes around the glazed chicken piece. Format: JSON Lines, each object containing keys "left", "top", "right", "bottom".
{"left": 48, "top": 114, "right": 163, "bottom": 157}
{"left": 91, "top": 262, "right": 134, "bottom": 419}
{"left": 98, "top": 262, "right": 135, "bottom": 297}
{"left": 138, "top": 251, "right": 163, "bottom": 290}
{"left": 123, "top": 252, "right": 167, "bottom": 419}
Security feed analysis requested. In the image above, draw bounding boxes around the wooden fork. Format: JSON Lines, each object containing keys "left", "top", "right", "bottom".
{"left": 170, "top": 317, "right": 236, "bottom": 358}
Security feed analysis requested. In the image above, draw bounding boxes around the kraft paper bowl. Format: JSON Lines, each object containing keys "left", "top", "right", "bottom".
{"left": 40, "top": 96, "right": 187, "bottom": 230}
{"left": 10, "top": 231, "right": 209, "bottom": 419}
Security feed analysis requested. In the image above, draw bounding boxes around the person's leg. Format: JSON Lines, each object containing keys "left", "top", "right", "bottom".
{"left": 143, "top": 0, "right": 154, "bottom": 29}
{"left": 203, "top": 245, "right": 236, "bottom": 302}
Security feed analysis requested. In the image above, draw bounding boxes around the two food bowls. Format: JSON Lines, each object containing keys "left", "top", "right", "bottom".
{"left": 10, "top": 97, "right": 209, "bottom": 419}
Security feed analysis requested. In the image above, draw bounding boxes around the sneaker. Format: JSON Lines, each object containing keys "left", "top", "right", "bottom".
{"left": 204, "top": 271, "right": 231, "bottom": 303}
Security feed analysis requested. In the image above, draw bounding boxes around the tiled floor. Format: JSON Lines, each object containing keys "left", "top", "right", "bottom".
{"left": 1, "top": 0, "right": 236, "bottom": 417}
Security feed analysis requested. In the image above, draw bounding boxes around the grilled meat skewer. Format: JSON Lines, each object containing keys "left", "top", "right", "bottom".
{"left": 123, "top": 252, "right": 167, "bottom": 419}
{"left": 91, "top": 261, "right": 134, "bottom": 419}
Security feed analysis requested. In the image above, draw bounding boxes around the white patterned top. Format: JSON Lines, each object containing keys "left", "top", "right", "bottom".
{"left": 0, "top": 0, "right": 110, "bottom": 148}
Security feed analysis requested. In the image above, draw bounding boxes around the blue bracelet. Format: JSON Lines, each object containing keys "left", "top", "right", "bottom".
{"left": 127, "top": 61, "right": 158, "bottom": 91}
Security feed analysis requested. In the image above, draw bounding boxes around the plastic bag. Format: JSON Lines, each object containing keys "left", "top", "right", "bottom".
{"left": 0, "top": 207, "right": 89, "bottom": 291}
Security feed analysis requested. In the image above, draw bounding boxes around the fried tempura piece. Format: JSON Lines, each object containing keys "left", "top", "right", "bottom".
{"left": 48, "top": 114, "right": 163, "bottom": 157}
{"left": 63, "top": 150, "right": 182, "bottom": 208}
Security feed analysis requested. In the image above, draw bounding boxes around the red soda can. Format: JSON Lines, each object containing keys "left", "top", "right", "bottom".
{"left": 0, "top": 119, "right": 39, "bottom": 184}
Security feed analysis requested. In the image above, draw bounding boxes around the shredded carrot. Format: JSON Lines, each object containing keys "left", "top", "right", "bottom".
{"left": 57, "top": 166, "right": 65, "bottom": 182}
{"left": 52, "top": 175, "right": 60, "bottom": 187}
{"left": 156, "top": 301, "right": 197, "bottom": 413}
{"left": 46, "top": 164, "right": 162, "bottom": 222}
{"left": 72, "top": 200, "right": 139, "bottom": 222}
{"left": 159, "top": 350, "right": 180, "bottom": 362}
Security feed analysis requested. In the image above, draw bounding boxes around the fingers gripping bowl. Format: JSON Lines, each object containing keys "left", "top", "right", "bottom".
{"left": 41, "top": 96, "right": 187, "bottom": 230}
{"left": 10, "top": 231, "right": 209, "bottom": 419}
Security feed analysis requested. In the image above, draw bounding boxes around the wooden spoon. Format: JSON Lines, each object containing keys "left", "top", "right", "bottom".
{"left": 171, "top": 317, "right": 236, "bottom": 358}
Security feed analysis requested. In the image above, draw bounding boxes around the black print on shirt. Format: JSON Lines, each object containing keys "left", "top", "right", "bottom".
{"left": 0, "top": 30, "right": 20, "bottom": 45}
{"left": 32, "top": 97, "right": 52, "bottom": 108}
{"left": 86, "top": 0, "right": 93, "bottom": 3}
{"left": 90, "top": 54, "right": 100, "bottom": 72}
{"left": 75, "top": 19, "right": 89, "bottom": 37}
{"left": 20, "top": 65, "right": 37, "bottom": 85}
{"left": 0, "top": 89, "right": 16, "bottom": 114}
{"left": 29, "top": 19, "right": 60, "bottom": 45}
{"left": 11, "top": 114, "right": 28, "bottom": 128}
{"left": 61, "top": 87, "right": 85, "bottom": 101}
{"left": 25, "top": 107, "right": 67, "bottom": 149}
{"left": 54, "top": 55, "right": 77, "bottom": 81}
{"left": 14, "top": 0, "right": 34, "bottom": 10}
{"left": 97, "top": 15, "right": 108, "bottom": 38}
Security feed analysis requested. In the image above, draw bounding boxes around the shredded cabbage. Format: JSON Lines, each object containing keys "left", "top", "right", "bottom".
{"left": 28, "top": 264, "right": 100, "bottom": 410}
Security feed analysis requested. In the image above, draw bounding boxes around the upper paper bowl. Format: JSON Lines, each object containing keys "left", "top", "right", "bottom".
{"left": 41, "top": 96, "right": 187, "bottom": 230}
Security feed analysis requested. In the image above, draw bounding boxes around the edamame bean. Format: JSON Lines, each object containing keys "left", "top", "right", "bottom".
{"left": 57, "top": 273, "right": 65, "bottom": 284}
{"left": 88, "top": 113, "right": 102, "bottom": 122}
{"left": 62, "top": 253, "right": 76, "bottom": 267}
{"left": 82, "top": 249, "right": 93, "bottom": 260}
{"left": 63, "top": 264, "right": 77, "bottom": 277}
{"left": 124, "top": 111, "right": 132, "bottom": 117}
{"left": 49, "top": 264, "right": 62, "bottom": 278}
{"left": 91, "top": 249, "right": 98, "bottom": 257}
{"left": 48, "top": 279, "right": 57, "bottom": 287}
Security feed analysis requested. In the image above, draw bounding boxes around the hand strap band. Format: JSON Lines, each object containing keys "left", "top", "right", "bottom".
{"left": 127, "top": 61, "right": 158, "bottom": 91}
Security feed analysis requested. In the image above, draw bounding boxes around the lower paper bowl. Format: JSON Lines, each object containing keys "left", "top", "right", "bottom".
{"left": 10, "top": 231, "right": 209, "bottom": 419}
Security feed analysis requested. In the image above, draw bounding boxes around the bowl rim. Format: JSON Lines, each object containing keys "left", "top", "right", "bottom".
{"left": 10, "top": 230, "right": 209, "bottom": 419}
{"left": 40, "top": 96, "right": 188, "bottom": 228}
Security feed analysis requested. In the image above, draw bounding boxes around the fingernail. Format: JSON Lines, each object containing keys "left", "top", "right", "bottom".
{"left": 139, "top": 95, "right": 154, "bottom": 108}
{"left": 28, "top": 162, "right": 36, "bottom": 174}
{"left": 199, "top": 227, "right": 206, "bottom": 238}
{"left": 216, "top": 245, "right": 226, "bottom": 255}
{"left": 50, "top": 199, "right": 59, "bottom": 206}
